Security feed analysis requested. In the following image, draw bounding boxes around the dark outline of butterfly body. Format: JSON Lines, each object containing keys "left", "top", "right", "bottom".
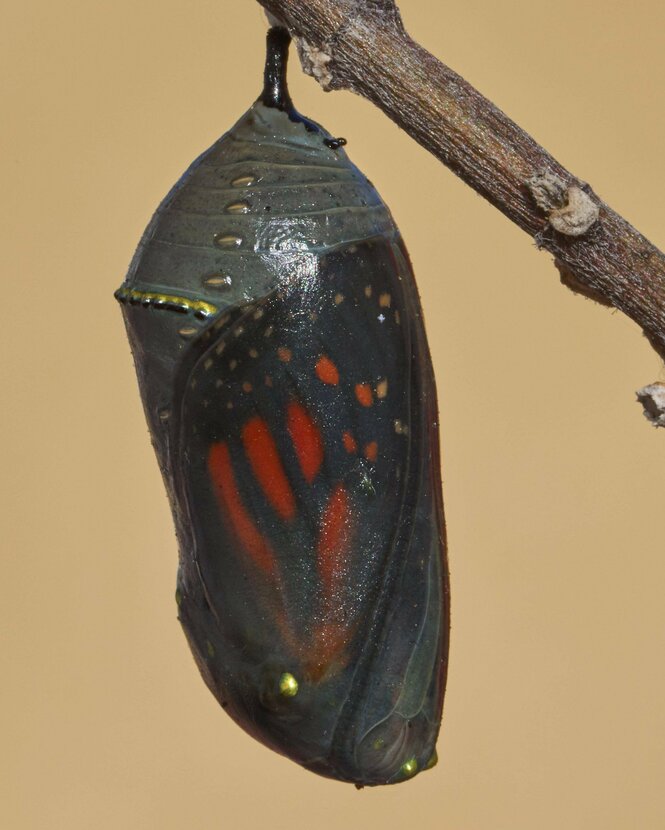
{"left": 116, "top": 28, "right": 449, "bottom": 786}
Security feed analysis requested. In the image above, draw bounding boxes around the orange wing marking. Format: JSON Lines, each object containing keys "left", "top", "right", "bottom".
{"left": 287, "top": 401, "right": 324, "bottom": 484}
{"left": 242, "top": 417, "right": 296, "bottom": 521}
{"left": 355, "top": 383, "right": 373, "bottom": 407}
{"left": 208, "top": 442, "right": 276, "bottom": 574}
{"left": 307, "top": 484, "right": 356, "bottom": 677}
{"left": 315, "top": 355, "right": 339, "bottom": 385}
{"left": 342, "top": 431, "right": 357, "bottom": 454}
{"left": 317, "top": 484, "right": 352, "bottom": 599}
{"left": 364, "top": 441, "right": 378, "bottom": 462}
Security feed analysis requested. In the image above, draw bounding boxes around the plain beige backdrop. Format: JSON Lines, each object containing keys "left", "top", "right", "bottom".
{"left": 3, "top": 1, "right": 665, "bottom": 827}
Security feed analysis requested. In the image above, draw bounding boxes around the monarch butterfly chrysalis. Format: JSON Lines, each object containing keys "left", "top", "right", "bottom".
{"left": 115, "top": 26, "right": 449, "bottom": 786}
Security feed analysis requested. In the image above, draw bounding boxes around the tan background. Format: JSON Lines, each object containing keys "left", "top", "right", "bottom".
{"left": 3, "top": 1, "right": 665, "bottom": 827}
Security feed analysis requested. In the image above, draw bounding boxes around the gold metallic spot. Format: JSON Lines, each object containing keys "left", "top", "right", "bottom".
{"left": 264, "top": 325, "right": 274, "bottom": 337}
{"left": 254, "top": 308, "right": 265, "bottom": 320}
{"left": 206, "top": 640, "right": 215, "bottom": 657}
{"left": 179, "top": 326, "right": 197, "bottom": 338}
{"left": 376, "top": 379, "right": 388, "bottom": 399}
{"left": 400, "top": 757, "right": 418, "bottom": 778}
{"left": 204, "top": 358, "right": 213, "bottom": 370}
{"left": 242, "top": 381, "right": 253, "bottom": 393}
{"left": 215, "top": 342, "right": 226, "bottom": 355}
{"left": 229, "top": 359, "right": 238, "bottom": 370}
{"left": 394, "top": 310, "right": 401, "bottom": 325}
{"left": 364, "top": 285, "right": 372, "bottom": 298}
{"left": 213, "top": 233, "right": 242, "bottom": 248}
{"left": 226, "top": 402, "right": 234, "bottom": 410}
{"left": 225, "top": 201, "right": 250, "bottom": 214}
{"left": 175, "top": 588, "right": 183, "bottom": 606}
{"left": 231, "top": 174, "right": 256, "bottom": 187}
{"left": 249, "top": 348, "right": 259, "bottom": 358}
{"left": 234, "top": 326, "right": 244, "bottom": 337}
{"left": 334, "top": 293, "right": 344, "bottom": 305}
{"left": 215, "top": 379, "right": 223, "bottom": 388}
{"left": 379, "top": 292, "right": 391, "bottom": 308}
{"left": 278, "top": 672, "right": 299, "bottom": 697}
{"left": 115, "top": 287, "right": 217, "bottom": 318}
{"left": 425, "top": 749, "right": 438, "bottom": 770}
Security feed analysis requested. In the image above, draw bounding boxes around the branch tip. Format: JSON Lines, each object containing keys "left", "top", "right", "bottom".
{"left": 636, "top": 383, "right": 665, "bottom": 427}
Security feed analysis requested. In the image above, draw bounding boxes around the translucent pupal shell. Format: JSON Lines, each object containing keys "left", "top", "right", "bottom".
{"left": 116, "top": 28, "right": 449, "bottom": 786}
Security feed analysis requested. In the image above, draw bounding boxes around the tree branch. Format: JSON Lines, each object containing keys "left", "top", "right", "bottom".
{"left": 256, "top": 0, "right": 665, "bottom": 412}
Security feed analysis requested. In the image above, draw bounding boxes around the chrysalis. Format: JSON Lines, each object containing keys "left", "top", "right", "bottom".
{"left": 116, "top": 27, "right": 449, "bottom": 786}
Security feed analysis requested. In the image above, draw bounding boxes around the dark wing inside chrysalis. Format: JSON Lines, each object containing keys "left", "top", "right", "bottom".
{"left": 172, "top": 237, "right": 447, "bottom": 785}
